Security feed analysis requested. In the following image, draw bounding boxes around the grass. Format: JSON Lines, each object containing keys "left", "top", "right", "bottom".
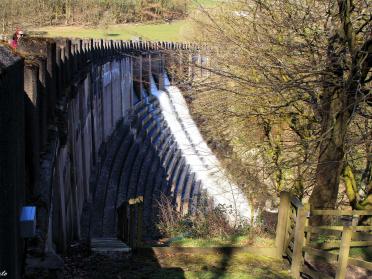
{"left": 168, "top": 235, "right": 275, "bottom": 248}
{"left": 153, "top": 252, "right": 292, "bottom": 279}
{"left": 60, "top": 240, "right": 291, "bottom": 279}
{"left": 349, "top": 247, "right": 372, "bottom": 261}
{"left": 72, "top": 250, "right": 292, "bottom": 279}
{"left": 190, "top": 0, "right": 220, "bottom": 8}
{"left": 30, "top": 1, "right": 222, "bottom": 41}
{"left": 32, "top": 20, "right": 193, "bottom": 42}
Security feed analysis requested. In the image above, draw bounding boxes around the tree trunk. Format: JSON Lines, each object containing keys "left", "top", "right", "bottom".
{"left": 309, "top": 28, "right": 353, "bottom": 224}
{"left": 309, "top": 86, "right": 350, "bottom": 223}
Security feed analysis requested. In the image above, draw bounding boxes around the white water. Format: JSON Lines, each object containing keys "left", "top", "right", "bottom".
{"left": 151, "top": 74, "right": 252, "bottom": 223}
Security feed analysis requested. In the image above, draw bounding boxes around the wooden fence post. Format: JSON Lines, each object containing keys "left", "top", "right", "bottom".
{"left": 304, "top": 204, "right": 311, "bottom": 246}
{"left": 275, "top": 191, "right": 291, "bottom": 258}
{"left": 335, "top": 227, "right": 352, "bottom": 279}
{"left": 291, "top": 204, "right": 307, "bottom": 278}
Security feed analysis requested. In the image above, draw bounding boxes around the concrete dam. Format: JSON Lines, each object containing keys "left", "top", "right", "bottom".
{"left": 0, "top": 38, "right": 251, "bottom": 278}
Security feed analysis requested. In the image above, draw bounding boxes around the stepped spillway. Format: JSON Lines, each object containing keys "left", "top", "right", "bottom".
{"left": 90, "top": 75, "right": 253, "bottom": 241}
{"left": 152, "top": 74, "right": 252, "bottom": 223}
{"left": 90, "top": 94, "right": 204, "bottom": 238}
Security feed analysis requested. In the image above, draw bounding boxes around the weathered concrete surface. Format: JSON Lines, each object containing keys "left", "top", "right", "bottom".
{"left": 0, "top": 38, "right": 210, "bottom": 278}
{"left": 0, "top": 45, "right": 25, "bottom": 279}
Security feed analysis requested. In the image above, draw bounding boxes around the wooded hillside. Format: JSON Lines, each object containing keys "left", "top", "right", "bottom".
{"left": 1, "top": 0, "right": 189, "bottom": 32}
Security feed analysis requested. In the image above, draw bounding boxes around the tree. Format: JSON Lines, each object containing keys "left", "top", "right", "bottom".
{"left": 190, "top": 0, "right": 371, "bottom": 216}
{"left": 309, "top": 0, "right": 371, "bottom": 213}
{"left": 0, "top": 0, "right": 189, "bottom": 29}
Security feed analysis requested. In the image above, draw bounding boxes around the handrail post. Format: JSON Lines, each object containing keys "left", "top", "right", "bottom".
{"left": 335, "top": 226, "right": 352, "bottom": 279}
{"left": 275, "top": 191, "right": 291, "bottom": 258}
{"left": 291, "top": 204, "right": 307, "bottom": 278}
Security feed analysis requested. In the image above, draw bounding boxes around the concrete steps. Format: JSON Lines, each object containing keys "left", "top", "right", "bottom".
{"left": 91, "top": 238, "right": 131, "bottom": 253}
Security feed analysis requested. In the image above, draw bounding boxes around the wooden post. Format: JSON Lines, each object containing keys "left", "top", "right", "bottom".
{"left": 123, "top": 203, "right": 128, "bottom": 243}
{"left": 291, "top": 205, "right": 307, "bottom": 278}
{"left": 136, "top": 202, "right": 143, "bottom": 248}
{"left": 335, "top": 227, "right": 352, "bottom": 279}
{"left": 304, "top": 204, "right": 311, "bottom": 246}
{"left": 275, "top": 191, "right": 291, "bottom": 258}
{"left": 129, "top": 204, "right": 135, "bottom": 247}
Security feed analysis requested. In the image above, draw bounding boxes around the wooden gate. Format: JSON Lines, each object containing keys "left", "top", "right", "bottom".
{"left": 276, "top": 192, "right": 372, "bottom": 279}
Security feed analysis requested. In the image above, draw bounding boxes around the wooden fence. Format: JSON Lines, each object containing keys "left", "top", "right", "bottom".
{"left": 117, "top": 196, "right": 144, "bottom": 248}
{"left": 276, "top": 192, "right": 372, "bottom": 279}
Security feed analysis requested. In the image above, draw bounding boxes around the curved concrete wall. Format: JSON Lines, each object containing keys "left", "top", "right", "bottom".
{"left": 20, "top": 43, "right": 135, "bottom": 257}
{"left": 0, "top": 37, "right": 214, "bottom": 278}
{"left": 0, "top": 45, "right": 25, "bottom": 279}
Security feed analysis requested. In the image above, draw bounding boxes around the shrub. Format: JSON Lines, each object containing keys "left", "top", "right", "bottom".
{"left": 157, "top": 194, "right": 248, "bottom": 239}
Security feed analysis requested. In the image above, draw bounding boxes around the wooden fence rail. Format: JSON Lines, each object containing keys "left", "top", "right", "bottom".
{"left": 276, "top": 191, "right": 372, "bottom": 279}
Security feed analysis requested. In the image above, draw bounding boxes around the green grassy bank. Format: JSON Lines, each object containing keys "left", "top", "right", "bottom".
{"left": 30, "top": 0, "right": 221, "bottom": 41}
{"left": 33, "top": 20, "right": 193, "bottom": 42}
